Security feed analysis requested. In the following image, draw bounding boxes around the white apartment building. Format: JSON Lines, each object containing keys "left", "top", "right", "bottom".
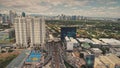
{"left": 14, "top": 17, "right": 46, "bottom": 48}
{"left": 30, "top": 18, "right": 46, "bottom": 47}
{"left": 14, "top": 17, "right": 28, "bottom": 48}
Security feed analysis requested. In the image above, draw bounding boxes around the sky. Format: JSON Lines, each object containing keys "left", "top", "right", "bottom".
{"left": 0, "top": 0, "right": 120, "bottom": 17}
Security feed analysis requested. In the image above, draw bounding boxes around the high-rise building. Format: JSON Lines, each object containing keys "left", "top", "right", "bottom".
{"left": 14, "top": 17, "right": 28, "bottom": 48}
{"left": 61, "top": 27, "right": 76, "bottom": 40}
{"left": 22, "top": 12, "right": 25, "bottom": 17}
{"left": 9, "top": 10, "right": 17, "bottom": 23}
{"left": 14, "top": 17, "right": 46, "bottom": 48}
{"left": 30, "top": 18, "right": 46, "bottom": 47}
{"left": 2, "top": 14, "right": 8, "bottom": 23}
{"left": 0, "top": 14, "right": 2, "bottom": 24}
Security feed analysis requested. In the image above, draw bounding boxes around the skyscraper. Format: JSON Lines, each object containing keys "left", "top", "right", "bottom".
{"left": 9, "top": 10, "right": 17, "bottom": 23}
{"left": 30, "top": 18, "right": 46, "bottom": 48}
{"left": 14, "top": 17, "right": 46, "bottom": 48}
{"left": 22, "top": 12, "right": 25, "bottom": 17}
{"left": 2, "top": 14, "right": 8, "bottom": 23}
{"left": 14, "top": 17, "right": 28, "bottom": 48}
{"left": 0, "top": 14, "right": 3, "bottom": 24}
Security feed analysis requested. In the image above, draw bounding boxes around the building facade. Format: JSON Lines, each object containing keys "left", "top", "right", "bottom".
{"left": 9, "top": 10, "right": 17, "bottom": 23}
{"left": 14, "top": 17, "right": 46, "bottom": 48}
{"left": 30, "top": 18, "right": 46, "bottom": 47}
{"left": 14, "top": 17, "right": 28, "bottom": 48}
{"left": 61, "top": 27, "right": 76, "bottom": 40}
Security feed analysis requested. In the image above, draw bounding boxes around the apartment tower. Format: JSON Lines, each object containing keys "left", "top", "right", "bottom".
{"left": 14, "top": 16, "right": 45, "bottom": 48}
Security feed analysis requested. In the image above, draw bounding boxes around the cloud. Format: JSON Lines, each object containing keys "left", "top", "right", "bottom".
{"left": 106, "top": 1, "right": 117, "bottom": 5}
{"left": 0, "top": 0, "right": 120, "bottom": 17}
{"left": 0, "top": 0, "right": 51, "bottom": 13}
{"left": 108, "top": 6, "right": 120, "bottom": 10}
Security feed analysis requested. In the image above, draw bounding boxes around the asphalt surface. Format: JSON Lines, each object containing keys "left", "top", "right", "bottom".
{"left": 51, "top": 41, "right": 66, "bottom": 68}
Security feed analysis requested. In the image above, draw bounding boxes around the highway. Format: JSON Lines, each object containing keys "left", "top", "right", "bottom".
{"left": 44, "top": 26, "right": 66, "bottom": 68}
{"left": 61, "top": 42, "right": 77, "bottom": 68}
{"left": 51, "top": 41, "right": 66, "bottom": 68}
{"left": 42, "top": 42, "right": 52, "bottom": 66}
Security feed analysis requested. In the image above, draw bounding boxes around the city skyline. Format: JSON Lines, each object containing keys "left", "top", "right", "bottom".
{"left": 0, "top": 0, "right": 120, "bottom": 18}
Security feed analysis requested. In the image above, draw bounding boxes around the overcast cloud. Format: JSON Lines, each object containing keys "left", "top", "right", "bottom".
{"left": 0, "top": 0, "right": 120, "bottom": 17}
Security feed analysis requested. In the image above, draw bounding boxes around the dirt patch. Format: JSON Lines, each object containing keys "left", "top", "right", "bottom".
{"left": 0, "top": 49, "right": 23, "bottom": 68}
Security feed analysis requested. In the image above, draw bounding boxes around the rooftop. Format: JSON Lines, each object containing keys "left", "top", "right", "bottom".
{"left": 94, "top": 58, "right": 106, "bottom": 68}
{"left": 0, "top": 28, "right": 14, "bottom": 33}
{"left": 99, "top": 54, "right": 120, "bottom": 65}
{"left": 91, "top": 38, "right": 108, "bottom": 45}
{"left": 65, "top": 36, "right": 70, "bottom": 41}
{"left": 70, "top": 37, "right": 78, "bottom": 43}
{"left": 77, "top": 38, "right": 93, "bottom": 43}
{"left": 99, "top": 38, "right": 120, "bottom": 46}
{"left": 106, "top": 54, "right": 120, "bottom": 64}
{"left": 81, "top": 42, "right": 90, "bottom": 49}
{"left": 91, "top": 48, "right": 102, "bottom": 53}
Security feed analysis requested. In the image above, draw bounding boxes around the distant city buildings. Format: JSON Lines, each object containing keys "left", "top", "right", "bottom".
{"left": 0, "top": 14, "right": 2, "bottom": 24}
{"left": 9, "top": 10, "right": 17, "bottom": 23}
{"left": 14, "top": 16, "right": 46, "bottom": 48}
{"left": 44, "top": 14, "right": 119, "bottom": 21}
{"left": 2, "top": 14, "right": 9, "bottom": 23}
{"left": 0, "top": 28, "right": 15, "bottom": 43}
{"left": 22, "top": 12, "right": 25, "bottom": 17}
{"left": 46, "top": 14, "right": 85, "bottom": 21}
{"left": 0, "top": 10, "right": 17, "bottom": 24}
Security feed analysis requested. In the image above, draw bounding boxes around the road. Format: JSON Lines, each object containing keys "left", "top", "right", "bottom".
{"left": 44, "top": 26, "right": 66, "bottom": 68}
{"left": 51, "top": 41, "right": 66, "bottom": 68}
